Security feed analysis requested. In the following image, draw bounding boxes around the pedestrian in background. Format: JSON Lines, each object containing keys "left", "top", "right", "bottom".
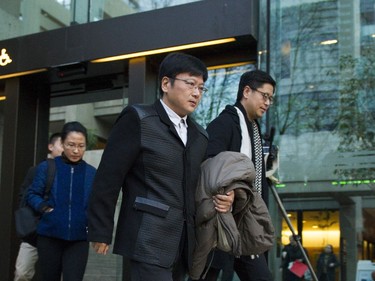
{"left": 14, "top": 132, "right": 63, "bottom": 281}
{"left": 27, "top": 122, "right": 96, "bottom": 281}
{"left": 316, "top": 244, "right": 339, "bottom": 281}
{"left": 281, "top": 235, "right": 309, "bottom": 281}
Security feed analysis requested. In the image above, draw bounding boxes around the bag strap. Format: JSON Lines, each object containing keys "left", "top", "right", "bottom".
{"left": 43, "top": 158, "right": 56, "bottom": 200}
{"left": 19, "top": 166, "right": 36, "bottom": 208}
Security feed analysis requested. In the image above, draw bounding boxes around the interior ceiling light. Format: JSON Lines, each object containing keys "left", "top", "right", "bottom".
{"left": 0, "top": 96, "right": 6, "bottom": 101}
{"left": 0, "top": 68, "right": 47, "bottom": 80}
{"left": 91, "top": 38, "right": 236, "bottom": 63}
{"left": 320, "top": 39, "right": 338, "bottom": 45}
{"left": 258, "top": 50, "right": 268, "bottom": 55}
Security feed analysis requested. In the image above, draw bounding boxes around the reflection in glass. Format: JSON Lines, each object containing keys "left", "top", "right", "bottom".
{"left": 193, "top": 64, "right": 256, "bottom": 129}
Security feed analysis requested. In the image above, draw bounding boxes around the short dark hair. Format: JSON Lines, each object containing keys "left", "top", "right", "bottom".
{"left": 61, "top": 121, "right": 88, "bottom": 143}
{"left": 158, "top": 52, "right": 208, "bottom": 96}
{"left": 49, "top": 132, "right": 61, "bottom": 145}
{"left": 236, "top": 70, "right": 276, "bottom": 102}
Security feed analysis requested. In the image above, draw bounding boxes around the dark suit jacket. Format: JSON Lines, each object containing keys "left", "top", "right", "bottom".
{"left": 88, "top": 100, "right": 208, "bottom": 270}
{"left": 316, "top": 252, "right": 339, "bottom": 281}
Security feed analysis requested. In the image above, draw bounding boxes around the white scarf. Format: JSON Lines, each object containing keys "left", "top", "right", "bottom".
{"left": 234, "top": 106, "right": 252, "bottom": 160}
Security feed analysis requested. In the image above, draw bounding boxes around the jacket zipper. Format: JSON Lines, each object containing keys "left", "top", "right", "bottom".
{"left": 68, "top": 166, "right": 74, "bottom": 239}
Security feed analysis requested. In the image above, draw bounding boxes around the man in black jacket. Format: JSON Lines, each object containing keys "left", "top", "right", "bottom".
{"left": 203, "top": 69, "right": 276, "bottom": 281}
{"left": 281, "top": 235, "right": 309, "bottom": 281}
{"left": 88, "top": 52, "right": 232, "bottom": 281}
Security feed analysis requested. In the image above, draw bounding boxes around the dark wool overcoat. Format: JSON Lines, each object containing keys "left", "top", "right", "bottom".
{"left": 88, "top": 100, "right": 208, "bottom": 270}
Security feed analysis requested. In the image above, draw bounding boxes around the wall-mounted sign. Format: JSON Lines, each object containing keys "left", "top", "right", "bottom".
{"left": 0, "top": 48, "right": 12, "bottom": 66}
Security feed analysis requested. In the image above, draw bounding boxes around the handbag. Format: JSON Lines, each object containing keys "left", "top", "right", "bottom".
{"left": 14, "top": 205, "right": 40, "bottom": 238}
{"left": 14, "top": 159, "right": 56, "bottom": 239}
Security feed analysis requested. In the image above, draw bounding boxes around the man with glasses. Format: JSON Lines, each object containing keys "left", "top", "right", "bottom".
{"left": 202, "top": 69, "right": 276, "bottom": 281}
{"left": 88, "top": 52, "right": 233, "bottom": 281}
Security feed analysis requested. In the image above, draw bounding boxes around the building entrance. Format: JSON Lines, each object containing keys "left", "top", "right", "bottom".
{"left": 281, "top": 210, "right": 340, "bottom": 280}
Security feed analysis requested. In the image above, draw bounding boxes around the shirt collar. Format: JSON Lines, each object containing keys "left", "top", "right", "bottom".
{"left": 160, "top": 99, "right": 188, "bottom": 127}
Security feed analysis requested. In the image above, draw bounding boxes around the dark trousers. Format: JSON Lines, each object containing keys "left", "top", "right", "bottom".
{"left": 37, "top": 235, "right": 89, "bottom": 281}
{"left": 283, "top": 269, "right": 303, "bottom": 281}
{"left": 234, "top": 254, "right": 273, "bottom": 281}
{"left": 192, "top": 252, "right": 272, "bottom": 281}
{"left": 130, "top": 260, "right": 185, "bottom": 281}
{"left": 128, "top": 249, "right": 188, "bottom": 281}
{"left": 128, "top": 227, "right": 189, "bottom": 281}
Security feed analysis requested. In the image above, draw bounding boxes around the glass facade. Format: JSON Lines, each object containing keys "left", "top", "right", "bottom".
{"left": 0, "top": 0, "right": 201, "bottom": 41}
{"left": 1, "top": 0, "right": 375, "bottom": 280}
{"left": 266, "top": 0, "right": 375, "bottom": 279}
{"left": 193, "top": 64, "right": 256, "bottom": 128}
{"left": 268, "top": 0, "right": 375, "bottom": 184}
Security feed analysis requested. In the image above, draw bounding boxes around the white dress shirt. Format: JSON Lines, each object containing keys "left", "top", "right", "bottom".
{"left": 160, "top": 100, "right": 188, "bottom": 146}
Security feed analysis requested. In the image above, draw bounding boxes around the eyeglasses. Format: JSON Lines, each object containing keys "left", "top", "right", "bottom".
{"left": 249, "top": 86, "right": 274, "bottom": 105}
{"left": 170, "top": 77, "right": 208, "bottom": 94}
{"left": 64, "top": 143, "right": 86, "bottom": 151}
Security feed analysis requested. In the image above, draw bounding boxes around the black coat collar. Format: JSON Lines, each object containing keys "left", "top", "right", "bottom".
{"left": 154, "top": 100, "right": 208, "bottom": 147}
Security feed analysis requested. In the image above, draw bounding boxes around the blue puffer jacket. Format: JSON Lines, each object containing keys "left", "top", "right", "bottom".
{"left": 27, "top": 156, "right": 96, "bottom": 241}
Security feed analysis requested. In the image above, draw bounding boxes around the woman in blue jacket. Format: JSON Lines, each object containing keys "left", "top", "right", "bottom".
{"left": 27, "top": 121, "right": 96, "bottom": 281}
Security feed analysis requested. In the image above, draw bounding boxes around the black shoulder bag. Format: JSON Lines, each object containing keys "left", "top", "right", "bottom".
{"left": 14, "top": 159, "right": 56, "bottom": 239}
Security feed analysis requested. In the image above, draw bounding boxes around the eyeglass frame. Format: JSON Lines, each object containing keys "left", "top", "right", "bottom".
{"left": 64, "top": 143, "right": 86, "bottom": 151}
{"left": 249, "top": 86, "right": 274, "bottom": 105}
{"left": 168, "top": 77, "right": 208, "bottom": 94}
